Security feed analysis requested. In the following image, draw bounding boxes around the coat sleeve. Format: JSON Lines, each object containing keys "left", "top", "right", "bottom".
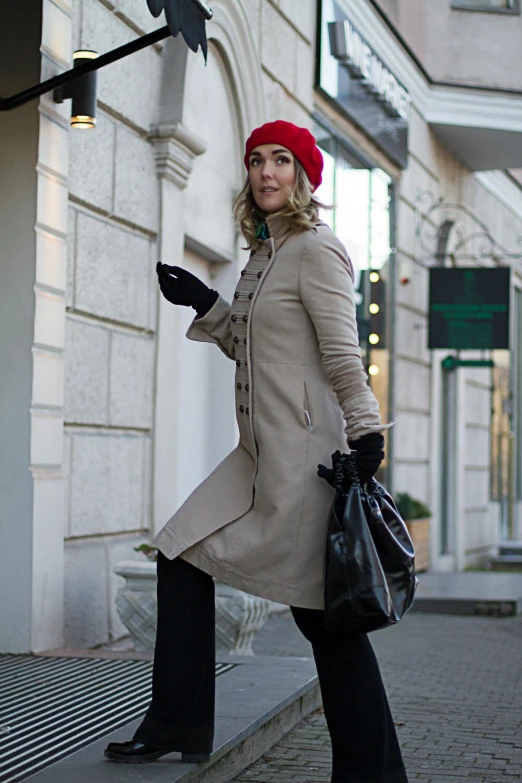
{"left": 186, "top": 294, "right": 237, "bottom": 361}
{"left": 299, "top": 230, "right": 394, "bottom": 442}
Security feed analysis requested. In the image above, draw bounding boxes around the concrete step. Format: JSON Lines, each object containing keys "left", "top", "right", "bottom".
{"left": 24, "top": 655, "right": 320, "bottom": 783}
{"left": 490, "top": 555, "right": 522, "bottom": 572}
{"left": 498, "top": 541, "right": 522, "bottom": 557}
{"left": 410, "top": 571, "right": 522, "bottom": 616}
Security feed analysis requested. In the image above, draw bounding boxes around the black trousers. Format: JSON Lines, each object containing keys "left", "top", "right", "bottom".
{"left": 134, "top": 553, "right": 408, "bottom": 783}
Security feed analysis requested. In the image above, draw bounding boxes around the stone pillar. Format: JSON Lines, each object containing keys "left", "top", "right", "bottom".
{"left": 149, "top": 124, "right": 207, "bottom": 536}
{"left": 0, "top": 0, "right": 71, "bottom": 652}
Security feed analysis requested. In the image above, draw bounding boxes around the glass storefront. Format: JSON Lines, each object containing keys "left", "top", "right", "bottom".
{"left": 313, "top": 120, "right": 394, "bottom": 483}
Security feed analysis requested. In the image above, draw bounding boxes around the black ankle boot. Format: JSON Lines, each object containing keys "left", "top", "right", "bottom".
{"left": 104, "top": 740, "right": 211, "bottom": 764}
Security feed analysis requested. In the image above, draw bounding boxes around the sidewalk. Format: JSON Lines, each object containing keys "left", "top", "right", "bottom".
{"left": 235, "top": 609, "right": 522, "bottom": 783}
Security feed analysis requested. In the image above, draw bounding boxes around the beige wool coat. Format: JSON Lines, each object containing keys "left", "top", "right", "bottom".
{"left": 154, "top": 214, "right": 392, "bottom": 609}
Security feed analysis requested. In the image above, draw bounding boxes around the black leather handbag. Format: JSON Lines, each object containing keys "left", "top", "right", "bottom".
{"left": 324, "top": 453, "right": 418, "bottom": 635}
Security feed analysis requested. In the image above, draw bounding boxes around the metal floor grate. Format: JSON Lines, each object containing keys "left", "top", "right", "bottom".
{"left": 0, "top": 654, "right": 235, "bottom": 783}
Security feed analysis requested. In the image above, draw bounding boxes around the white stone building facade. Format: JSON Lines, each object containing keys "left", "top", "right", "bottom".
{"left": 1, "top": 0, "right": 522, "bottom": 652}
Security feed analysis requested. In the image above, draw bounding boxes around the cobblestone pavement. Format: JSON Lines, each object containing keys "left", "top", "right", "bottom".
{"left": 232, "top": 611, "right": 522, "bottom": 783}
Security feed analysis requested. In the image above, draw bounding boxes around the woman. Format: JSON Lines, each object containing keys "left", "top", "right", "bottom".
{"left": 105, "top": 120, "right": 407, "bottom": 783}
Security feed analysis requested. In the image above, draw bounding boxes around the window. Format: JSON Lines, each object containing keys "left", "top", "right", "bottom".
{"left": 314, "top": 119, "right": 394, "bottom": 486}
{"left": 452, "top": 0, "right": 520, "bottom": 13}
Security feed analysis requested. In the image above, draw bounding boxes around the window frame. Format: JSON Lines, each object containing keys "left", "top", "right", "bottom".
{"left": 452, "top": 0, "right": 520, "bottom": 14}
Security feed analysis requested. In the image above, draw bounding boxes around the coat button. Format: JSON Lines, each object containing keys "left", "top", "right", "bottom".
{"left": 243, "top": 314, "right": 248, "bottom": 323}
{"left": 231, "top": 315, "right": 237, "bottom": 322}
{"left": 236, "top": 359, "right": 241, "bottom": 367}
{"left": 239, "top": 404, "right": 245, "bottom": 413}
{"left": 245, "top": 383, "right": 249, "bottom": 392}
{"left": 249, "top": 292, "right": 253, "bottom": 300}
{"left": 241, "top": 270, "right": 246, "bottom": 276}
{"left": 237, "top": 382, "right": 242, "bottom": 390}
{"left": 234, "top": 336, "right": 239, "bottom": 344}
{"left": 234, "top": 292, "right": 240, "bottom": 300}
{"left": 257, "top": 270, "right": 263, "bottom": 278}
{"left": 246, "top": 407, "right": 249, "bottom": 415}
{"left": 268, "top": 251, "right": 273, "bottom": 258}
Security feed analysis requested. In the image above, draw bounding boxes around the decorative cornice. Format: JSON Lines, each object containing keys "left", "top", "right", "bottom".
{"left": 148, "top": 123, "right": 208, "bottom": 189}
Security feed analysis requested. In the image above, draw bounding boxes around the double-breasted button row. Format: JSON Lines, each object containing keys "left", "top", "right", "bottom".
{"left": 232, "top": 247, "right": 274, "bottom": 418}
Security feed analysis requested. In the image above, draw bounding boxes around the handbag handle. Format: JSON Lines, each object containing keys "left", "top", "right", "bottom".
{"left": 333, "top": 453, "right": 360, "bottom": 494}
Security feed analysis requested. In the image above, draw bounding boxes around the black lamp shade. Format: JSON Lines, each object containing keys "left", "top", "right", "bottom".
{"left": 70, "top": 51, "right": 98, "bottom": 128}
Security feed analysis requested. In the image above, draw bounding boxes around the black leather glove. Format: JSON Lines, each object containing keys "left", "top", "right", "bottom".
{"left": 348, "top": 432, "right": 385, "bottom": 483}
{"left": 317, "top": 449, "right": 342, "bottom": 488}
{"left": 157, "top": 262, "right": 218, "bottom": 316}
{"left": 317, "top": 433, "right": 384, "bottom": 487}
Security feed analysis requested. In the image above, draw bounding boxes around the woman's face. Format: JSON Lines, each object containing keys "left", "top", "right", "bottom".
{"left": 248, "top": 144, "right": 296, "bottom": 214}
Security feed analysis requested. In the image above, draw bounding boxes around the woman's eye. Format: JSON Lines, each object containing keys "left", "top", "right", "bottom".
{"left": 277, "top": 156, "right": 290, "bottom": 164}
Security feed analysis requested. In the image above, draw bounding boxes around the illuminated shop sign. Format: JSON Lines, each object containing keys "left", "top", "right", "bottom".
{"left": 318, "top": 2, "right": 410, "bottom": 168}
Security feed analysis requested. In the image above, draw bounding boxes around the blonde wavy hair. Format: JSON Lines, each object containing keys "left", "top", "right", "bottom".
{"left": 233, "top": 158, "right": 332, "bottom": 250}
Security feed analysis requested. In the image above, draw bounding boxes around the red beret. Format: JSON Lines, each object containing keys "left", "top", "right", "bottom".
{"left": 244, "top": 120, "right": 323, "bottom": 192}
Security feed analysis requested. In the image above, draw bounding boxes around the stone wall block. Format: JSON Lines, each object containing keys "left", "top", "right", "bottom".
{"left": 42, "top": 0, "right": 72, "bottom": 65}
{"left": 241, "top": 0, "right": 261, "bottom": 51}
{"left": 80, "top": 0, "right": 161, "bottom": 132}
{"left": 64, "top": 317, "right": 110, "bottom": 424}
{"left": 395, "top": 358, "right": 431, "bottom": 411}
{"left": 63, "top": 431, "right": 72, "bottom": 539}
{"left": 34, "top": 291, "right": 66, "bottom": 350}
{"left": 38, "top": 115, "right": 70, "bottom": 179}
{"left": 69, "top": 111, "right": 115, "bottom": 213}
{"left": 114, "top": 126, "right": 159, "bottom": 233}
{"left": 69, "top": 431, "right": 145, "bottom": 537}
{"left": 396, "top": 259, "right": 429, "bottom": 311}
{"left": 408, "top": 106, "right": 441, "bottom": 178}
{"left": 279, "top": 0, "right": 314, "bottom": 41}
{"left": 464, "top": 380, "right": 491, "bottom": 424}
{"left": 295, "top": 35, "right": 313, "bottom": 109}
{"left": 393, "top": 460, "right": 429, "bottom": 503}
{"left": 66, "top": 207, "right": 76, "bottom": 308}
{"left": 464, "top": 426, "right": 490, "bottom": 470}
{"left": 463, "top": 469, "right": 491, "bottom": 514}
{"left": 64, "top": 539, "right": 109, "bottom": 648}
{"left": 261, "top": 3, "right": 296, "bottom": 92}
{"left": 32, "top": 350, "right": 65, "bottom": 409}
{"left": 109, "top": 331, "right": 155, "bottom": 429}
{"left": 464, "top": 508, "right": 496, "bottom": 553}
{"left": 116, "top": 0, "right": 166, "bottom": 34}
{"left": 395, "top": 305, "right": 430, "bottom": 365}
{"left": 30, "top": 411, "right": 64, "bottom": 467}
{"left": 36, "top": 230, "right": 68, "bottom": 294}
{"left": 393, "top": 410, "right": 430, "bottom": 462}
{"left": 396, "top": 199, "right": 417, "bottom": 261}
{"left": 37, "top": 172, "right": 68, "bottom": 237}
{"left": 75, "top": 211, "right": 151, "bottom": 327}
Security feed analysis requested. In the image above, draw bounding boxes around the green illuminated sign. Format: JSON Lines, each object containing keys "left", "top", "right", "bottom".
{"left": 428, "top": 268, "right": 510, "bottom": 350}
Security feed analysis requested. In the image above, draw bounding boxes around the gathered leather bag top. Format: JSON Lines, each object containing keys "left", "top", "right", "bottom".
{"left": 325, "top": 454, "right": 418, "bottom": 635}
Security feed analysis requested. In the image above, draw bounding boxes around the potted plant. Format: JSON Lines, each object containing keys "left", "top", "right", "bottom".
{"left": 114, "top": 544, "right": 286, "bottom": 654}
{"left": 395, "top": 493, "right": 431, "bottom": 572}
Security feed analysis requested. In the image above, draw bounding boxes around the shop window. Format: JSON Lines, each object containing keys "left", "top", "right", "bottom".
{"left": 452, "top": 0, "right": 520, "bottom": 13}
{"left": 314, "top": 121, "right": 393, "bottom": 484}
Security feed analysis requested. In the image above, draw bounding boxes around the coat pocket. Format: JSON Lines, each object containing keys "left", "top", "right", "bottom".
{"left": 303, "top": 382, "right": 312, "bottom": 430}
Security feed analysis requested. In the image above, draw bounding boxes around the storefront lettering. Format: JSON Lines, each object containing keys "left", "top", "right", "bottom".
{"left": 328, "top": 20, "right": 411, "bottom": 122}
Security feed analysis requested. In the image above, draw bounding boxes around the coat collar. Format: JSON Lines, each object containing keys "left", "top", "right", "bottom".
{"left": 262, "top": 215, "right": 328, "bottom": 253}
{"left": 263, "top": 214, "right": 293, "bottom": 252}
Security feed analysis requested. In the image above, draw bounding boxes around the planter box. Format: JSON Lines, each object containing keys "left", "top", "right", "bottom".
{"left": 405, "top": 518, "right": 430, "bottom": 572}
{"left": 114, "top": 560, "right": 286, "bottom": 655}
